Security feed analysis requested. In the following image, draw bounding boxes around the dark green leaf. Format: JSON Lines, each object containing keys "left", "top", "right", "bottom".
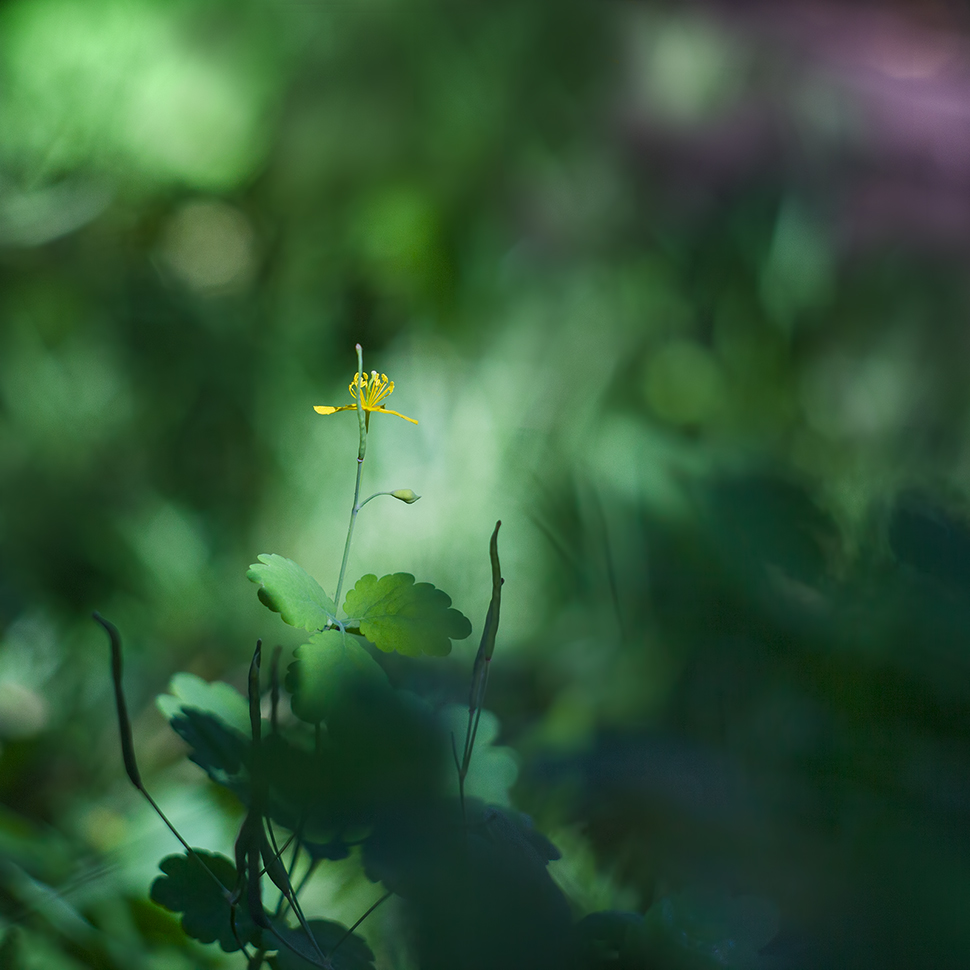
{"left": 270, "top": 920, "right": 376, "bottom": 970}
{"left": 157, "top": 671, "right": 250, "bottom": 735}
{"left": 157, "top": 673, "right": 251, "bottom": 788}
{"left": 363, "top": 800, "right": 571, "bottom": 969}
{"left": 247, "top": 554, "right": 337, "bottom": 630}
{"left": 150, "top": 851, "right": 259, "bottom": 952}
{"left": 170, "top": 709, "right": 249, "bottom": 788}
{"left": 301, "top": 837, "right": 351, "bottom": 862}
{"left": 343, "top": 573, "right": 471, "bottom": 657}
{"left": 287, "top": 629, "right": 390, "bottom": 724}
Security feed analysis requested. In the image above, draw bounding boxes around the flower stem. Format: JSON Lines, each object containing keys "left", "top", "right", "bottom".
{"left": 333, "top": 344, "right": 367, "bottom": 614}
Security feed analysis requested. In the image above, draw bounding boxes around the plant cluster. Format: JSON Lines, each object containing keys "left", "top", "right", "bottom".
{"left": 94, "top": 348, "right": 779, "bottom": 970}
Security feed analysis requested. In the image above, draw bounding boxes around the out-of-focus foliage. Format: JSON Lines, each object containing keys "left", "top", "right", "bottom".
{"left": 2, "top": 0, "right": 970, "bottom": 966}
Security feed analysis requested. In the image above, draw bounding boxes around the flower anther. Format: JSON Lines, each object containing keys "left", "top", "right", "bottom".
{"left": 314, "top": 371, "right": 417, "bottom": 425}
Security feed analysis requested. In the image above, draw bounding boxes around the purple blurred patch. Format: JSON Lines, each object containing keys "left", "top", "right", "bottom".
{"left": 623, "top": 0, "right": 970, "bottom": 250}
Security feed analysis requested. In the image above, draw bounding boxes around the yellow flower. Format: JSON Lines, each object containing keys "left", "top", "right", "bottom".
{"left": 314, "top": 371, "right": 417, "bottom": 425}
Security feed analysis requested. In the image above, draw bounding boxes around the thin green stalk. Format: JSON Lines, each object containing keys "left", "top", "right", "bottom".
{"left": 333, "top": 344, "right": 367, "bottom": 613}
{"left": 357, "top": 491, "right": 390, "bottom": 509}
{"left": 328, "top": 890, "right": 392, "bottom": 959}
{"left": 455, "top": 522, "right": 502, "bottom": 824}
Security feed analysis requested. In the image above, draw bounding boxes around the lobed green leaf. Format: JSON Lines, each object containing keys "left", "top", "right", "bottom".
{"left": 287, "top": 629, "right": 390, "bottom": 724}
{"left": 270, "top": 919, "right": 376, "bottom": 970}
{"left": 157, "top": 671, "right": 250, "bottom": 735}
{"left": 156, "top": 673, "right": 251, "bottom": 790}
{"left": 169, "top": 709, "right": 250, "bottom": 791}
{"left": 150, "top": 851, "right": 259, "bottom": 953}
{"left": 247, "top": 554, "right": 337, "bottom": 631}
{"left": 343, "top": 573, "right": 471, "bottom": 657}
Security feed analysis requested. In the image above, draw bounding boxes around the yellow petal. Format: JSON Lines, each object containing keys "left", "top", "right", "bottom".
{"left": 313, "top": 406, "right": 338, "bottom": 414}
{"left": 378, "top": 407, "right": 418, "bottom": 425}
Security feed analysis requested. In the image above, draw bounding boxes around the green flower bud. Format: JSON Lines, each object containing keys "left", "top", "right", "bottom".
{"left": 391, "top": 488, "right": 421, "bottom": 504}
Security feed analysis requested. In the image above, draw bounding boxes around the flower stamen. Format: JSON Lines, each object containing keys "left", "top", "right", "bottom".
{"left": 315, "top": 369, "right": 417, "bottom": 425}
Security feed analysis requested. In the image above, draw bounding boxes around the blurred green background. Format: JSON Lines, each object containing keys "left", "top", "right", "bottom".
{"left": 2, "top": 0, "right": 970, "bottom": 966}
